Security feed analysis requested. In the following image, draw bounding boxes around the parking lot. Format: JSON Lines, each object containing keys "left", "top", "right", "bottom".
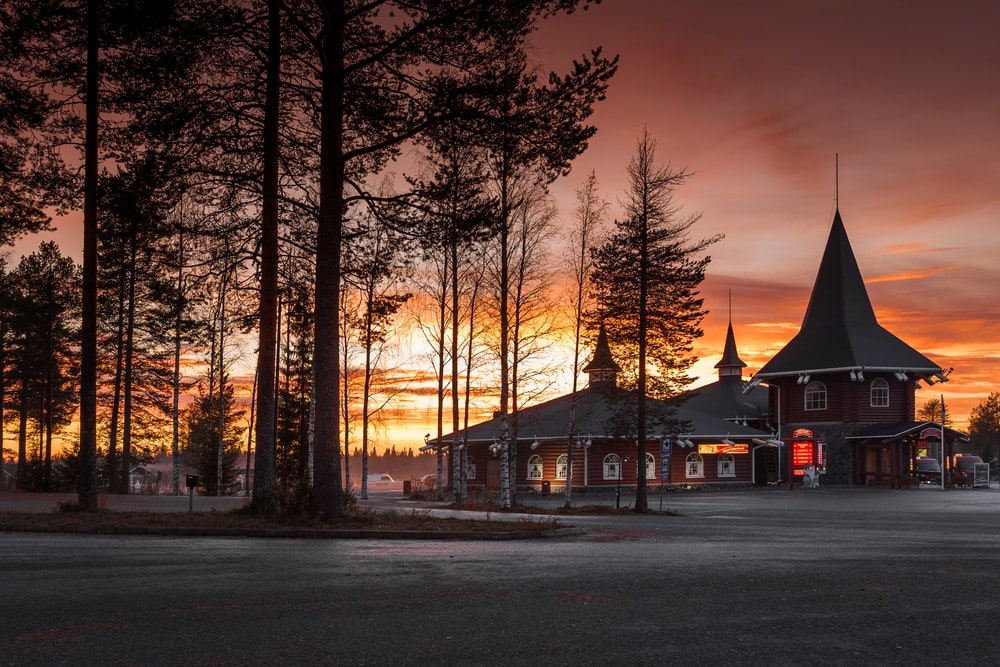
{"left": 4, "top": 484, "right": 1000, "bottom": 665}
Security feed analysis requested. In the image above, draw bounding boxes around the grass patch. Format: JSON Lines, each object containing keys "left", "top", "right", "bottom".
{"left": 0, "top": 505, "right": 564, "bottom": 534}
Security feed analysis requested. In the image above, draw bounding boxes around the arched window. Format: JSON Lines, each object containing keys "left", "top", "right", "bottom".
{"left": 555, "top": 454, "right": 568, "bottom": 480}
{"left": 603, "top": 453, "right": 622, "bottom": 480}
{"left": 645, "top": 452, "right": 657, "bottom": 479}
{"left": 527, "top": 454, "right": 543, "bottom": 480}
{"left": 804, "top": 381, "right": 827, "bottom": 410}
{"left": 870, "top": 377, "right": 889, "bottom": 407}
{"left": 718, "top": 454, "right": 736, "bottom": 477}
{"left": 685, "top": 453, "right": 704, "bottom": 478}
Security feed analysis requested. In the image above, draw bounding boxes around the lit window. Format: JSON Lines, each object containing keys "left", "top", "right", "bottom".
{"left": 718, "top": 454, "right": 735, "bottom": 477}
{"left": 555, "top": 454, "right": 568, "bottom": 480}
{"left": 603, "top": 453, "right": 622, "bottom": 480}
{"left": 685, "top": 453, "right": 704, "bottom": 478}
{"left": 804, "top": 381, "right": 827, "bottom": 410}
{"left": 527, "top": 454, "right": 543, "bottom": 480}
{"left": 644, "top": 452, "right": 657, "bottom": 479}
{"left": 870, "top": 377, "right": 889, "bottom": 408}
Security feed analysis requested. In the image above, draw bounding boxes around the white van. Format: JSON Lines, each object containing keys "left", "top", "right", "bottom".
{"left": 366, "top": 473, "right": 395, "bottom": 483}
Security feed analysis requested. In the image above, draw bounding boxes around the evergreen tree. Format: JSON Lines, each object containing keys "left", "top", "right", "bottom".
{"left": 186, "top": 381, "right": 244, "bottom": 496}
{"left": 969, "top": 393, "right": 1000, "bottom": 462}
{"left": 7, "top": 243, "right": 81, "bottom": 490}
{"left": 591, "top": 129, "right": 721, "bottom": 512}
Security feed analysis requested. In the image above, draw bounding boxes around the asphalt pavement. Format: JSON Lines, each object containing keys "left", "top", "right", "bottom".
{"left": 4, "top": 484, "right": 1000, "bottom": 665}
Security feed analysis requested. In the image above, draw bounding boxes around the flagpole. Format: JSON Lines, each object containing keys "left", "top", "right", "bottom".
{"left": 940, "top": 394, "right": 946, "bottom": 491}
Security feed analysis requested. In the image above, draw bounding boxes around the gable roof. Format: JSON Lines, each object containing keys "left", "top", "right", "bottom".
{"left": 431, "top": 384, "right": 768, "bottom": 446}
{"left": 757, "top": 210, "right": 942, "bottom": 378}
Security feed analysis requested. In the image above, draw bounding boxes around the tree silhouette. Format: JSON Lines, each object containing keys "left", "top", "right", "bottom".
{"left": 591, "top": 129, "right": 721, "bottom": 512}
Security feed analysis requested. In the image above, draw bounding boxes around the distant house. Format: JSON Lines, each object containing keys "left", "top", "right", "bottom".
{"left": 747, "top": 209, "right": 967, "bottom": 486}
{"left": 128, "top": 464, "right": 161, "bottom": 495}
{"left": 1, "top": 463, "right": 15, "bottom": 491}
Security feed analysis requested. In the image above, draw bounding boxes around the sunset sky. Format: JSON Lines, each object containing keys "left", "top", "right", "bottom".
{"left": 530, "top": 0, "right": 1000, "bottom": 431}
{"left": 10, "top": 1, "right": 1000, "bottom": 455}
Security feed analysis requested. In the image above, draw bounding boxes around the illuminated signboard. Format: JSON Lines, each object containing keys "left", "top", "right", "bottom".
{"left": 791, "top": 441, "right": 814, "bottom": 468}
{"left": 698, "top": 444, "right": 749, "bottom": 455}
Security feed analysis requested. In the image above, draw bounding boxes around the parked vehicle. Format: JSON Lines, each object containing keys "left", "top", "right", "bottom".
{"left": 366, "top": 473, "right": 395, "bottom": 483}
{"left": 914, "top": 457, "right": 942, "bottom": 483}
{"left": 951, "top": 455, "right": 986, "bottom": 487}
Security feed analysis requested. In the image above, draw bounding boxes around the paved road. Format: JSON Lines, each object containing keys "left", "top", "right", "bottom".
{"left": 3, "top": 486, "right": 1000, "bottom": 665}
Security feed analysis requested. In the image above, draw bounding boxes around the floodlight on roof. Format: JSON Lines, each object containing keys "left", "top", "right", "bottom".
{"left": 894, "top": 371, "right": 908, "bottom": 381}
{"left": 722, "top": 437, "right": 735, "bottom": 446}
{"left": 530, "top": 437, "right": 540, "bottom": 450}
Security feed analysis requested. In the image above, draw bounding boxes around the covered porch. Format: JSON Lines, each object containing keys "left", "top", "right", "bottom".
{"left": 846, "top": 422, "right": 967, "bottom": 488}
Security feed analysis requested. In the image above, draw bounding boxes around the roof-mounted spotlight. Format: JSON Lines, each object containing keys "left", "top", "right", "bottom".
{"left": 856, "top": 369, "right": 864, "bottom": 381}
{"left": 683, "top": 438, "right": 695, "bottom": 448}
{"left": 894, "top": 371, "right": 908, "bottom": 382}
{"left": 849, "top": 370, "right": 858, "bottom": 381}
{"left": 742, "top": 375, "right": 762, "bottom": 394}
{"left": 722, "top": 437, "right": 735, "bottom": 446}
{"left": 530, "top": 437, "right": 540, "bottom": 450}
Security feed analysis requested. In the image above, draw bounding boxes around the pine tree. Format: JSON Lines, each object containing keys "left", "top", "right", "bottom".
{"left": 591, "top": 129, "right": 721, "bottom": 512}
{"left": 186, "top": 381, "right": 245, "bottom": 496}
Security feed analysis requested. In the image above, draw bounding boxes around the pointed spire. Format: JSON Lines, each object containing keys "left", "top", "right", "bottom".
{"left": 757, "top": 210, "right": 941, "bottom": 376}
{"left": 715, "top": 321, "right": 747, "bottom": 378}
{"left": 800, "top": 209, "right": 878, "bottom": 333}
{"left": 582, "top": 322, "right": 620, "bottom": 388}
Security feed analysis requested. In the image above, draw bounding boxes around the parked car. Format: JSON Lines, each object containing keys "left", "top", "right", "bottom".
{"left": 366, "top": 473, "right": 395, "bottom": 484}
{"left": 914, "top": 457, "right": 942, "bottom": 483}
{"left": 951, "top": 455, "right": 985, "bottom": 487}
{"left": 419, "top": 474, "right": 438, "bottom": 490}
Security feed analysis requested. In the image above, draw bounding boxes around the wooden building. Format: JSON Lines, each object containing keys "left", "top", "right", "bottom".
{"left": 429, "top": 323, "right": 772, "bottom": 497}
{"left": 748, "top": 209, "right": 967, "bottom": 487}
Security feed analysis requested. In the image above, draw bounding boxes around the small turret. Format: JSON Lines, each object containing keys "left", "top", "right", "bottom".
{"left": 582, "top": 323, "right": 620, "bottom": 388}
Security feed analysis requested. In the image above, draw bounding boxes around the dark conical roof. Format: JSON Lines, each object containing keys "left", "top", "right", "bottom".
{"left": 757, "top": 210, "right": 941, "bottom": 377}
{"left": 582, "top": 323, "right": 621, "bottom": 374}
{"left": 714, "top": 321, "right": 747, "bottom": 375}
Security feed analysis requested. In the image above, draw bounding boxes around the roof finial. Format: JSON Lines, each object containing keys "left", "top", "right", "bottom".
{"left": 835, "top": 153, "right": 839, "bottom": 210}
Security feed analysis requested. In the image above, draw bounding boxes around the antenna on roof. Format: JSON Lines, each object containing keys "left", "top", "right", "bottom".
{"left": 835, "top": 153, "right": 839, "bottom": 210}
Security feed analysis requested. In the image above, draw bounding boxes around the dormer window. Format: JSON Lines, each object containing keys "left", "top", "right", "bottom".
{"left": 870, "top": 377, "right": 889, "bottom": 408}
{"left": 804, "top": 381, "right": 827, "bottom": 410}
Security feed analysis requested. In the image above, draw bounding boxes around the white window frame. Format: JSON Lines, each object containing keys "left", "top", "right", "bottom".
{"left": 685, "top": 453, "right": 704, "bottom": 478}
{"left": 555, "top": 454, "right": 568, "bottom": 480}
{"left": 870, "top": 377, "right": 889, "bottom": 408}
{"left": 527, "top": 454, "right": 543, "bottom": 480}
{"left": 645, "top": 452, "right": 656, "bottom": 479}
{"left": 805, "top": 381, "right": 827, "bottom": 411}
{"left": 717, "top": 454, "right": 736, "bottom": 478}
{"left": 603, "top": 453, "right": 622, "bottom": 481}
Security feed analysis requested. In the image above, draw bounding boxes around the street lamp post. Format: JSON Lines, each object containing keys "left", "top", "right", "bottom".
{"left": 616, "top": 455, "right": 629, "bottom": 509}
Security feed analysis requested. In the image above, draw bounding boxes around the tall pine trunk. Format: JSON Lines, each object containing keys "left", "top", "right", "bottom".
{"left": 251, "top": 0, "right": 281, "bottom": 514}
{"left": 77, "top": 0, "right": 99, "bottom": 510}
{"left": 311, "top": 0, "right": 346, "bottom": 516}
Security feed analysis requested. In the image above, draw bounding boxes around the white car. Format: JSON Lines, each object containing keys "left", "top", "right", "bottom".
{"left": 366, "top": 473, "right": 395, "bottom": 484}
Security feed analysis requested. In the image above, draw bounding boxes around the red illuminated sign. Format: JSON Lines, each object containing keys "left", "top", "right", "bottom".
{"left": 791, "top": 441, "right": 815, "bottom": 467}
